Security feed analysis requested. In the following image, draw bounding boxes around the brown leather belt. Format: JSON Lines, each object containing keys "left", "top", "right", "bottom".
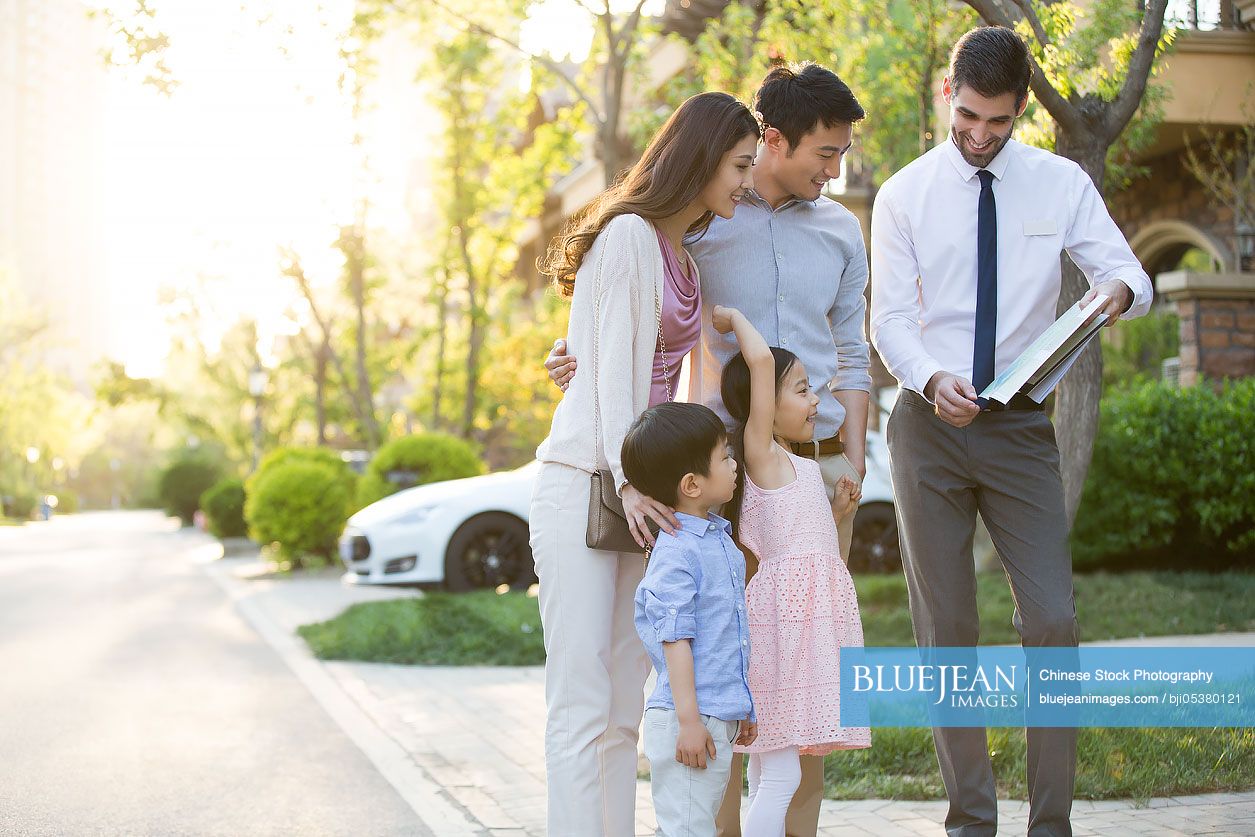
{"left": 787, "top": 436, "right": 844, "bottom": 459}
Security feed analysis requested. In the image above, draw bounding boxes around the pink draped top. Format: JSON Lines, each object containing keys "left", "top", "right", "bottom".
{"left": 649, "top": 226, "right": 701, "bottom": 406}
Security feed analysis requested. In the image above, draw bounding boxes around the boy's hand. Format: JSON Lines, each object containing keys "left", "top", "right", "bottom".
{"left": 736, "top": 720, "right": 758, "bottom": 746}
{"left": 544, "top": 339, "right": 577, "bottom": 391}
{"left": 712, "top": 305, "right": 739, "bottom": 334}
{"left": 675, "top": 717, "right": 717, "bottom": 769}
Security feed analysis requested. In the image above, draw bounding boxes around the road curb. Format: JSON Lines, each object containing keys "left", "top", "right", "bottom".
{"left": 197, "top": 548, "right": 487, "bottom": 836}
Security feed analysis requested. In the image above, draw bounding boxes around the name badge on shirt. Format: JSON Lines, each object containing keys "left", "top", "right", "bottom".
{"left": 1023, "top": 219, "right": 1058, "bottom": 236}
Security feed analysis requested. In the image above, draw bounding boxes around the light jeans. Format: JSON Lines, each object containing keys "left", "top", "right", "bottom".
{"left": 644, "top": 708, "right": 738, "bottom": 837}
{"left": 530, "top": 461, "right": 651, "bottom": 837}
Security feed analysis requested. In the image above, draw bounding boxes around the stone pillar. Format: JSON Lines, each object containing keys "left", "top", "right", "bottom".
{"left": 1158, "top": 271, "right": 1255, "bottom": 387}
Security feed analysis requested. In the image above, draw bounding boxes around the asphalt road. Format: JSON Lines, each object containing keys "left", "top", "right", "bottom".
{"left": 0, "top": 511, "right": 429, "bottom": 836}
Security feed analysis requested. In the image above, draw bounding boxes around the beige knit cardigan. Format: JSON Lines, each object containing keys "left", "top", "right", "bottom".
{"left": 536, "top": 213, "right": 700, "bottom": 495}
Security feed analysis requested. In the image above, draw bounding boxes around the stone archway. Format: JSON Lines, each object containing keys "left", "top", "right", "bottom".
{"left": 1129, "top": 219, "right": 1232, "bottom": 277}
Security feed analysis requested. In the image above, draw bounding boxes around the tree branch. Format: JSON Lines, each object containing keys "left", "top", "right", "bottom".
{"left": 1102, "top": 0, "right": 1170, "bottom": 140}
{"left": 1007, "top": 0, "right": 1051, "bottom": 47}
{"left": 283, "top": 253, "right": 374, "bottom": 434}
{"left": 393, "top": 0, "right": 605, "bottom": 126}
{"left": 614, "top": 0, "right": 650, "bottom": 66}
{"left": 962, "top": 0, "right": 1087, "bottom": 136}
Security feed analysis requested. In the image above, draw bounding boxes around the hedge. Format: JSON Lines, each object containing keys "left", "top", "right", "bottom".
{"left": 1071, "top": 379, "right": 1254, "bottom": 570}
{"left": 354, "top": 433, "right": 484, "bottom": 510}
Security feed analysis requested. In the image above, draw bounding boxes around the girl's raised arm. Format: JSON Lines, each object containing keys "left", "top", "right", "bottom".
{"left": 713, "top": 306, "right": 780, "bottom": 482}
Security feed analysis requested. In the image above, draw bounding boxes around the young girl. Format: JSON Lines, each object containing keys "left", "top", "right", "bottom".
{"left": 713, "top": 304, "right": 871, "bottom": 836}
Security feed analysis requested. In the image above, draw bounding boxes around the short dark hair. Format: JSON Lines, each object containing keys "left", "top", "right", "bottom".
{"left": 949, "top": 26, "right": 1032, "bottom": 108}
{"left": 621, "top": 402, "right": 728, "bottom": 507}
{"left": 753, "top": 63, "right": 865, "bottom": 152}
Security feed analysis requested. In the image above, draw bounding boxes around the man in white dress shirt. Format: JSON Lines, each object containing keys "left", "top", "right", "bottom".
{"left": 870, "top": 26, "right": 1152, "bottom": 837}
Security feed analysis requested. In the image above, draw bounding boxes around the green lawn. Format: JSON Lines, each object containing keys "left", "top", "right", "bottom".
{"left": 858, "top": 571, "right": 1255, "bottom": 647}
{"left": 300, "top": 571, "right": 1255, "bottom": 667}
{"left": 822, "top": 726, "right": 1255, "bottom": 802}
{"left": 300, "top": 572, "right": 1255, "bottom": 801}
{"left": 298, "top": 589, "right": 545, "bottom": 666}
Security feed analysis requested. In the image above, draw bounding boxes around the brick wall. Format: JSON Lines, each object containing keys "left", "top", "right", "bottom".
{"left": 1176, "top": 297, "right": 1255, "bottom": 386}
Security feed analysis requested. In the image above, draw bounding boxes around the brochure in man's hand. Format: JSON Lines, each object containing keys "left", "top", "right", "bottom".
{"left": 979, "top": 295, "right": 1109, "bottom": 406}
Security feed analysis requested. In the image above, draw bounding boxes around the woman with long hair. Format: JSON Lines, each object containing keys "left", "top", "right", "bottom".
{"left": 530, "top": 92, "right": 759, "bottom": 836}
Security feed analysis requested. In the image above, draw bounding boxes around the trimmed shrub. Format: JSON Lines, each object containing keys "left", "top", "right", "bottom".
{"left": 245, "top": 461, "right": 351, "bottom": 568}
{"left": 201, "top": 478, "right": 248, "bottom": 539}
{"left": 1072, "top": 379, "right": 1255, "bottom": 570}
{"left": 2, "top": 487, "right": 38, "bottom": 520}
{"left": 158, "top": 456, "right": 223, "bottom": 526}
{"left": 355, "top": 433, "right": 484, "bottom": 509}
{"left": 53, "top": 491, "right": 79, "bottom": 514}
{"left": 248, "top": 447, "right": 353, "bottom": 492}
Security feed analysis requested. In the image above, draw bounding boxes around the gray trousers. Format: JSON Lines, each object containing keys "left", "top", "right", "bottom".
{"left": 886, "top": 390, "right": 1079, "bottom": 837}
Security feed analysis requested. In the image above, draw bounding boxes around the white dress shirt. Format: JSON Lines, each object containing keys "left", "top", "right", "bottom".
{"left": 870, "top": 138, "right": 1153, "bottom": 397}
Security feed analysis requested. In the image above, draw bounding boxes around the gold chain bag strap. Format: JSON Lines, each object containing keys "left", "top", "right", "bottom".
{"left": 586, "top": 230, "right": 671, "bottom": 554}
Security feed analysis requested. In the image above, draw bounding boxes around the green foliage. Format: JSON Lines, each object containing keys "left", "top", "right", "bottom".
{"left": 53, "top": 491, "right": 79, "bottom": 514}
{"left": 1072, "top": 380, "right": 1255, "bottom": 569}
{"left": 1014, "top": 0, "right": 1175, "bottom": 188}
{"left": 158, "top": 455, "right": 223, "bottom": 526}
{"left": 200, "top": 477, "right": 248, "bottom": 539}
{"left": 2, "top": 486, "right": 38, "bottom": 521}
{"left": 244, "top": 461, "right": 352, "bottom": 568}
{"left": 248, "top": 445, "right": 354, "bottom": 497}
{"left": 1101, "top": 309, "right": 1179, "bottom": 390}
{"left": 642, "top": 0, "right": 976, "bottom": 185}
{"left": 355, "top": 433, "right": 484, "bottom": 509}
{"left": 298, "top": 590, "right": 545, "bottom": 666}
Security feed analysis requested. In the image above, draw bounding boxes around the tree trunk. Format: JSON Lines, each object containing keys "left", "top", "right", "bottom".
{"left": 1052, "top": 131, "right": 1108, "bottom": 526}
{"left": 344, "top": 225, "right": 379, "bottom": 448}
{"left": 459, "top": 226, "right": 482, "bottom": 440}
{"left": 315, "top": 338, "right": 329, "bottom": 445}
{"left": 432, "top": 264, "right": 450, "bottom": 430}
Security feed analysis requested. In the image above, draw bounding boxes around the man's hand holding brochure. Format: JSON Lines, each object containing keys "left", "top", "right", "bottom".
{"left": 979, "top": 294, "right": 1110, "bottom": 406}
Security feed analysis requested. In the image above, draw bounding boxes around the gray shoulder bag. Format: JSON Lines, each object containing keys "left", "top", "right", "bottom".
{"left": 585, "top": 238, "right": 670, "bottom": 554}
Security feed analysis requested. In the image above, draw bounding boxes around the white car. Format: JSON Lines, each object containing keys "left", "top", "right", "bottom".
{"left": 339, "top": 433, "right": 901, "bottom": 590}
{"left": 339, "top": 462, "right": 540, "bottom": 590}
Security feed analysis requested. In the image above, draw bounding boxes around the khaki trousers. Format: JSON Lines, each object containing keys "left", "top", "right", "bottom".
{"left": 714, "top": 452, "right": 860, "bottom": 837}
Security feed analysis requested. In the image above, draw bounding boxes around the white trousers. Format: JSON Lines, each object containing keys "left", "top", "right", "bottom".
{"left": 530, "top": 462, "right": 651, "bottom": 837}
{"left": 643, "top": 708, "right": 738, "bottom": 837}
{"left": 744, "top": 747, "right": 801, "bottom": 837}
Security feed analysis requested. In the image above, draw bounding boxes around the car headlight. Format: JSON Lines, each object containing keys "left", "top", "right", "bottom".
{"left": 392, "top": 505, "right": 440, "bottom": 525}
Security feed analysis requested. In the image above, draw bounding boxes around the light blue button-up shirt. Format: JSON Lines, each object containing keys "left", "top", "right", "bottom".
{"left": 687, "top": 192, "right": 873, "bottom": 441}
{"left": 634, "top": 511, "right": 754, "bottom": 722}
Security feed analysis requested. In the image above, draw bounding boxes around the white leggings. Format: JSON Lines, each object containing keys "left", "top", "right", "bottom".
{"left": 744, "top": 747, "right": 801, "bottom": 837}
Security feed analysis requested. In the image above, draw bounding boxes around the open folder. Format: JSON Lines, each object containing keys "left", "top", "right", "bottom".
{"left": 979, "top": 295, "right": 1109, "bottom": 406}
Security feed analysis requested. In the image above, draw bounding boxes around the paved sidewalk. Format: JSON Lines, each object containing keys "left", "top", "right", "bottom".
{"left": 199, "top": 547, "right": 1255, "bottom": 836}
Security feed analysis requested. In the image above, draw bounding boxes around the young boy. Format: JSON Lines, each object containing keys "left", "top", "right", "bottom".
{"left": 623, "top": 402, "right": 758, "bottom": 836}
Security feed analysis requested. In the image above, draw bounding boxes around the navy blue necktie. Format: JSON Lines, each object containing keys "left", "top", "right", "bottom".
{"left": 972, "top": 169, "right": 998, "bottom": 400}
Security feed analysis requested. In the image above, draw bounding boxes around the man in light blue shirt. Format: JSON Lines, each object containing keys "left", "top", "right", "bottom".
{"left": 623, "top": 402, "right": 756, "bottom": 837}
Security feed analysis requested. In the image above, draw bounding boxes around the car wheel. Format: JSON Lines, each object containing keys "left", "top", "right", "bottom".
{"left": 444, "top": 513, "right": 536, "bottom": 593}
{"left": 849, "top": 502, "right": 901, "bottom": 574}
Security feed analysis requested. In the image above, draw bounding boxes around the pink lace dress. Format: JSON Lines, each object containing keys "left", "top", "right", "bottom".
{"left": 733, "top": 450, "right": 871, "bottom": 755}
